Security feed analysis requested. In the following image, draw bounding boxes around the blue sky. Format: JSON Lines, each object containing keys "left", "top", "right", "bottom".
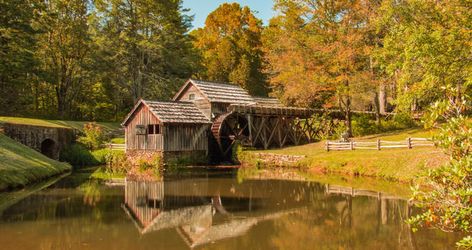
{"left": 182, "top": 0, "right": 275, "bottom": 29}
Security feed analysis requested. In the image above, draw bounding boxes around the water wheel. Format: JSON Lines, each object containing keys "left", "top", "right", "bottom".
{"left": 211, "top": 112, "right": 249, "bottom": 158}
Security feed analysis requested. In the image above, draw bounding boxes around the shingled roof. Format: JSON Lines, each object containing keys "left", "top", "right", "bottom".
{"left": 174, "top": 79, "right": 255, "bottom": 104}
{"left": 252, "top": 97, "right": 283, "bottom": 107}
{"left": 122, "top": 100, "right": 211, "bottom": 126}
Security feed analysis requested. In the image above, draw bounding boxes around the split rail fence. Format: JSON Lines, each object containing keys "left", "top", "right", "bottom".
{"left": 105, "top": 143, "right": 126, "bottom": 151}
{"left": 326, "top": 138, "right": 434, "bottom": 151}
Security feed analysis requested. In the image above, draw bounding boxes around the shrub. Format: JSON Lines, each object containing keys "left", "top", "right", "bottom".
{"left": 77, "top": 122, "right": 106, "bottom": 150}
{"left": 352, "top": 115, "right": 379, "bottom": 136}
{"left": 392, "top": 112, "right": 417, "bottom": 128}
{"left": 137, "top": 154, "right": 161, "bottom": 172}
{"left": 408, "top": 92, "right": 471, "bottom": 248}
{"left": 105, "top": 150, "right": 129, "bottom": 174}
{"left": 232, "top": 140, "right": 243, "bottom": 163}
{"left": 351, "top": 113, "right": 419, "bottom": 137}
{"left": 91, "top": 148, "right": 111, "bottom": 164}
{"left": 60, "top": 144, "right": 99, "bottom": 168}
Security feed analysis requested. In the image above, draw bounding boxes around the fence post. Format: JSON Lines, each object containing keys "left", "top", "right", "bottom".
{"left": 326, "top": 141, "right": 330, "bottom": 152}
{"left": 350, "top": 141, "right": 354, "bottom": 150}
{"left": 377, "top": 139, "right": 381, "bottom": 150}
{"left": 407, "top": 137, "right": 412, "bottom": 149}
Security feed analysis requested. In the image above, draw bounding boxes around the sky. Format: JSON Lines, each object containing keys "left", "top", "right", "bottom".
{"left": 182, "top": 0, "right": 276, "bottom": 29}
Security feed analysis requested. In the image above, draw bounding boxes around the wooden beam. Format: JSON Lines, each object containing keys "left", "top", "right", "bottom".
{"left": 253, "top": 117, "right": 266, "bottom": 147}
{"left": 267, "top": 118, "right": 280, "bottom": 149}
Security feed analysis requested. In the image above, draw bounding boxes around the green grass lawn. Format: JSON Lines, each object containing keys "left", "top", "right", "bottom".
{"left": 248, "top": 128, "right": 447, "bottom": 182}
{"left": 0, "top": 116, "right": 121, "bottom": 133}
{"left": 0, "top": 134, "right": 72, "bottom": 191}
{"left": 110, "top": 137, "right": 125, "bottom": 144}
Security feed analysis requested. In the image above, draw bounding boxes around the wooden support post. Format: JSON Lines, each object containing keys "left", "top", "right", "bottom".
{"left": 253, "top": 117, "right": 266, "bottom": 146}
{"left": 326, "top": 141, "right": 330, "bottom": 152}
{"left": 247, "top": 114, "right": 253, "bottom": 146}
{"left": 350, "top": 141, "right": 354, "bottom": 150}
{"left": 407, "top": 137, "right": 412, "bottom": 149}
{"left": 267, "top": 118, "right": 280, "bottom": 148}
{"left": 377, "top": 139, "right": 381, "bottom": 150}
{"left": 277, "top": 117, "right": 283, "bottom": 147}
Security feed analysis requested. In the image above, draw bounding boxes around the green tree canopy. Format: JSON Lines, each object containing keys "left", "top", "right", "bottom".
{"left": 93, "top": 0, "right": 198, "bottom": 106}
{"left": 192, "top": 3, "right": 268, "bottom": 96}
{"left": 0, "top": 0, "right": 39, "bottom": 115}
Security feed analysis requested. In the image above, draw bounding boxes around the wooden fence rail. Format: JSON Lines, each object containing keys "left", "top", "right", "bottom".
{"left": 105, "top": 143, "right": 126, "bottom": 151}
{"left": 326, "top": 138, "right": 434, "bottom": 151}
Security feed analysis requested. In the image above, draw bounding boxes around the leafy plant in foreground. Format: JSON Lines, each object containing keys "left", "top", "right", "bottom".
{"left": 408, "top": 86, "right": 471, "bottom": 248}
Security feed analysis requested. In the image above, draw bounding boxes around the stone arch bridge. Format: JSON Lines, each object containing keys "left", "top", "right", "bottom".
{"left": 1, "top": 123, "right": 75, "bottom": 160}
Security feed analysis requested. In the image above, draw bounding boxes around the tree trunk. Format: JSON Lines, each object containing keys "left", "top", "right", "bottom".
{"left": 344, "top": 95, "right": 352, "bottom": 137}
{"left": 373, "top": 92, "right": 381, "bottom": 125}
{"left": 57, "top": 91, "right": 65, "bottom": 118}
{"left": 379, "top": 83, "right": 387, "bottom": 114}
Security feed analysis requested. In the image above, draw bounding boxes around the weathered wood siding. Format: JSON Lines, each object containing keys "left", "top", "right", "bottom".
{"left": 175, "top": 85, "right": 206, "bottom": 102}
{"left": 193, "top": 99, "right": 211, "bottom": 119}
{"left": 211, "top": 102, "right": 230, "bottom": 117}
{"left": 163, "top": 124, "right": 209, "bottom": 152}
{"left": 125, "top": 104, "right": 163, "bottom": 151}
{"left": 174, "top": 84, "right": 211, "bottom": 119}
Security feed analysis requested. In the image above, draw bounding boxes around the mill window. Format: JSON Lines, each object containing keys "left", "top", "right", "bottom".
{"left": 147, "top": 124, "right": 160, "bottom": 134}
{"left": 189, "top": 94, "right": 195, "bottom": 100}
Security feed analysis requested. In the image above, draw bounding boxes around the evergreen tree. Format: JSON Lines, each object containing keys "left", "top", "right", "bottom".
{"left": 93, "top": 0, "right": 198, "bottom": 106}
{"left": 0, "top": 0, "right": 39, "bottom": 115}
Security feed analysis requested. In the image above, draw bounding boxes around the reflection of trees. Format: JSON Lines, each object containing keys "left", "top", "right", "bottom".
{"left": 270, "top": 188, "right": 426, "bottom": 250}
{"left": 0, "top": 174, "right": 462, "bottom": 249}
{"left": 79, "top": 180, "right": 102, "bottom": 207}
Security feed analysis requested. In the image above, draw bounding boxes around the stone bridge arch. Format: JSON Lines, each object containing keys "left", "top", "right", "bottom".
{"left": 40, "top": 138, "right": 57, "bottom": 159}
{"left": 1, "top": 123, "right": 75, "bottom": 160}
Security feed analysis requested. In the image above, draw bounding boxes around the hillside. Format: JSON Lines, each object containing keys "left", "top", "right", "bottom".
{"left": 0, "top": 134, "right": 72, "bottom": 191}
{"left": 247, "top": 128, "right": 448, "bottom": 182}
{"left": 0, "top": 116, "right": 121, "bottom": 133}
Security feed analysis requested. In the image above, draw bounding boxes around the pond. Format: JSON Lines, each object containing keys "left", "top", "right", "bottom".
{"left": 0, "top": 168, "right": 460, "bottom": 249}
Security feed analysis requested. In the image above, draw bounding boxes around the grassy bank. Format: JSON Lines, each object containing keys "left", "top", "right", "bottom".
{"left": 0, "top": 134, "right": 72, "bottom": 191}
{"left": 0, "top": 116, "right": 120, "bottom": 133}
{"left": 243, "top": 128, "right": 448, "bottom": 182}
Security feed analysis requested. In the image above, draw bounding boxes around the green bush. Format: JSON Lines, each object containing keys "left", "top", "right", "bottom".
{"left": 392, "top": 112, "right": 417, "bottom": 128}
{"left": 91, "top": 148, "right": 110, "bottom": 164}
{"left": 231, "top": 140, "right": 243, "bottom": 163}
{"left": 137, "top": 154, "right": 161, "bottom": 172}
{"left": 60, "top": 144, "right": 99, "bottom": 168}
{"left": 352, "top": 115, "right": 379, "bottom": 136}
{"left": 77, "top": 122, "right": 106, "bottom": 150}
{"left": 351, "top": 113, "right": 419, "bottom": 137}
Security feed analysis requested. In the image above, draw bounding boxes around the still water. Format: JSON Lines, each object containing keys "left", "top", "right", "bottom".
{"left": 0, "top": 169, "right": 460, "bottom": 249}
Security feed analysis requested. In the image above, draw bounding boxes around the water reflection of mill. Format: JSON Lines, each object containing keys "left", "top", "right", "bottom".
{"left": 122, "top": 177, "right": 411, "bottom": 248}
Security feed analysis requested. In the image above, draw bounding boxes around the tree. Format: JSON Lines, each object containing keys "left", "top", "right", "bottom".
{"left": 0, "top": 0, "right": 39, "bottom": 115}
{"left": 377, "top": 0, "right": 472, "bottom": 246}
{"left": 35, "top": 0, "right": 91, "bottom": 118}
{"left": 377, "top": 0, "right": 471, "bottom": 114}
{"left": 264, "top": 0, "right": 383, "bottom": 136}
{"left": 192, "top": 3, "right": 268, "bottom": 96}
{"left": 93, "top": 0, "right": 197, "bottom": 106}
